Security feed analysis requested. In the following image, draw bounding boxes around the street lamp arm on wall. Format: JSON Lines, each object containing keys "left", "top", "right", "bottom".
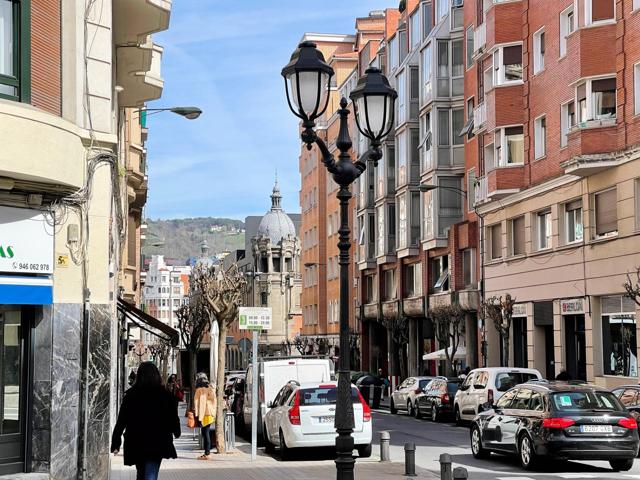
{"left": 418, "top": 183, "right": 467, "bottom": 197}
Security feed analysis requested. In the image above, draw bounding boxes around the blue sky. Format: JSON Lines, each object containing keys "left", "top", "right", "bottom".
{"left": 144, "top": 0, "right": 392, "bottom": 220}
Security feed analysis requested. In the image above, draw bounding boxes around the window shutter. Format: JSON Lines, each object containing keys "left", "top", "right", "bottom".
{"left": 595, "top": 188, "right": 617, "bottom": 236}
{"left": 503, "top": 45, "right": 522, "bottom": 65}
{"left": 513, "top": 216, "right": 525, "bottom": 255}
{"left": 128, "top": 216, "right": 137, "bottom": 267}
{"left": 592, "top": 78, "right": 616, "bottom": 92}
{"left": 491, "top": 223, "right": 502, "bottom": 258}
{"left": 566, "top": 199, "right": 582, "bottom": 211}
{"left": 577, "top": 83, "right": 587, "bottom": 102}
{"left": 592, "top": 0, "right": 615, "bottom": 21}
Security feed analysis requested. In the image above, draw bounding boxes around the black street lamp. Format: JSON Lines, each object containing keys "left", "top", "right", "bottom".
{"left": 139, "top": 106, "right": 203, "bottom": 119}
{"left": 283, "top": 41, "right": 396, "bottom": 480}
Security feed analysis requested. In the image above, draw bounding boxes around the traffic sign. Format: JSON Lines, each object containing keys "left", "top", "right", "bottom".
{"left": 239, "top": 307, "right": 272, "bottom": 331}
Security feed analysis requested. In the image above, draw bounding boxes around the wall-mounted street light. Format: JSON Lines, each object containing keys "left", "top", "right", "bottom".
{"left": 283, "top": 41, "right": 397, "bottom": 480}
{"left": 143, "top": 106, "right": 203, "bottom": 119}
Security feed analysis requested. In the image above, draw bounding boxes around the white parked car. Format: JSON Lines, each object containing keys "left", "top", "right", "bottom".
{"left": 390, "top": 376, "right": 434, "bottom": 416}
{"left": 453, "top": 367, "right": 543, "bottom": 424}
{"left": 263, "top": 381, "right": 373, "bottom": 459}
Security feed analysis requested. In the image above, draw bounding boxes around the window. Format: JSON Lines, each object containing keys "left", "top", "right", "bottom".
{"left": 533, "top": 29, "right": 545, "bottom": 74}
{"left": 635, "top": 63, "right": 640, "bottom": 116}
{"left": 635, "top": 0, "right": 640, "bottom": 11}
{"left": 397, "top": 130, "right": 407, "bottom": 187}
{"left": 397, "top": 69, "right": 406, "bottom": 125}
{"left": 511, "top": 389, "right": 533, "bottom": 410}
{"left": 438, "top": 109, "right": 450, "bottom": 147}
{"left": 452, "top": 39, "right": 464, "bottom": 96}
{"left": 636, "top": 179, "right": 640, "bottom": 230}
{"left": 493, "top": 45, "right": 523, "bottom": 85}
{"left": 462, "top": 248, "right": 474, "bottom": 287}
{"left": 383, "top": 269, "right": 396, "bottom": 301}
{"left": 389, "top": 36, "right": 398, "bottom": 71}
{"left": 586, "top": 0, "right": 614, "bottom": 24}
{"left": 423, "top": 1, "right": 433, "bottom": 39}
{"left": 564, "top": 199, "right": 583, "bottom": 243}
{"left": 410, "top": 191, "right": 420, "bottom": 245}
{"left": 422, "top": 112, "right": 433, "bottom": 171}
{"left": 602, "top": 295, "right": 638, "bottom": 376}
{"left": 534, "top": 116, "right": 546, "bottom": 159}
{"left": 577, "top": 77, "right": 616, "bottom": 123}
{"left": 510, "top": 216, "right": 525, "bottom": 256}
{"left": 437, "top": 0, "right": 449, "bottom": 22}
{"left": 467, "top": 168, "right": 476, "bottom": 212}
{"left": 410, "top": 11, "right": 421, "bottom": 48}
{"left": 495, "top": 126, "right": 524, "bottom": 166}
{"left": 452, "top": 108, "right": 464, "bottom": 146}
{"left": 561, "top": 100, "right": 576, "bottom": 147}
{"left": 560, "top": 6, "right": 575, "bottom": 57}
{"left": 404, "top": 263, "right": 422, "bottom": 297}
{"left": 422, "top": 44, "right": 432, "bottom": 102}
{"left": 399, "top": 28, "right": 408, "bottom": 62}
{"left": 594, "top": 188, "right": 618, "bottom": 238}
{"left": 437, "top": 41, "right": 449, "bottom": 97}
{"left": 261, "top": 292, "right": 268, "bottom": 306}
{"left": 365, "top": 275, "right": 376, "bottom": 303}
{"left": 451, "top": 0, "right": 464, "bottom": 30}
{"left": 410, "top": 67, "right": 419, "bottom": 119}
{"left": 438, "top": 177, "right": 463, "bottom": 236}
{"left": 432, "top": 255, "right": 449, "bottom": 292}
{"left": 0, "top": 0, "right": 27, "bottom": 101}
{"left": 398, "top": 195, "right": 407, "bottom": 248}
{"left": 489, "top": 223, "right": 502, "bottom": 260}
{"left": 536, "top": 210, "right": 552, "bottom": 250}
{"left": 466, "top": 26, "right": 474, "bottom": 69}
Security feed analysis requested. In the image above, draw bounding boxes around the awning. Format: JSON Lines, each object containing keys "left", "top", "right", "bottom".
{"left": 423, "top": 346, "right": 466, "bottom": 361}
{"left": 117, "top": 298, "right": 179, "bottom": 346}
{"left": 0, "top": 276, "right": 53, "bottom": 305}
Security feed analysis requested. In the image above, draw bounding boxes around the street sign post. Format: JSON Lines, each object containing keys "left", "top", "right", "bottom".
{"left": 239, "top": 307, "right": 272, "bottom": 461}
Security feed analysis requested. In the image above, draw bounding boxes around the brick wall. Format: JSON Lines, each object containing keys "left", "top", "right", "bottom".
{"left": 31, "top": 0, "right": 61, "bottom": 115}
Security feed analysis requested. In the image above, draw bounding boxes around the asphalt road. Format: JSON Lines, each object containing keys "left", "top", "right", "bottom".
{"left": 371, "top": 409, "right": 640, "bottom": 480}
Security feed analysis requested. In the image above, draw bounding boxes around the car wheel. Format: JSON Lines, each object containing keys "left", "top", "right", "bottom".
{"left": 470, "top": 425, "right": 489, "bottom": 459}
{"left": 408, "top": 401, "right": 415, "bottom": 417}
{"left": 357, "top": 444, "right": 372, "bottom": 458}
{"left": 431, "top": 404, "right": 439, "bottom": 422}
{"left": 415, "top": 403, "right": 423, "bottom": 419}
{"left": 455, "top": 406, "right": 463, "bottom": 426}
{"left": 279, "top": 430, "right": 292, "bottom": 461}
{"left": 610, "top": 459, "right": 634, "bottom": 471}
{"left": 390, "top": 399, "right": 397, "bottom": 414}
{"left": 518, "top": 434, "right": 537, "bottom": 470}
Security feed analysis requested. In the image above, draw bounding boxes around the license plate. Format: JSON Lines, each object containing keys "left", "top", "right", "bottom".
{"left": 318, "top": 416, "right": 334, "bottom": 424}
{"left": 580, "top": 425, "right": 613, "bottom": 433}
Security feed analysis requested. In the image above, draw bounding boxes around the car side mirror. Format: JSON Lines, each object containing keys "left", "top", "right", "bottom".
{"left": 267, "top": 401, "right": 273, "bottom": 408}
{"left": 459, "top": 384, "right": 469, "bottom": 391}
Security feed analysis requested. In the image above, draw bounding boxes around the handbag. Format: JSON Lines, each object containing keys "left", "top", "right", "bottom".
{"left": 186, "top": 410, "right": 196, "bottom": 429}
{"left": 176, "top": 388, "right": 185, "bottom": 402}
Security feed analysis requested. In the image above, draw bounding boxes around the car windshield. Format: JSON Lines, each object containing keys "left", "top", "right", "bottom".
{"left": 447, "top": 382, "right": 460, "bottom": 394}
{"left": 298, "top": 386, "right": 360, "bottom": 406}
{"left": 551, "top": 391, "right": 623, "bottom": 412}
{"left": 419, "top": 379, "right": 430, "bottom": 389}
{"left": 495, "top": 372, "right": 539, "bottom": 392}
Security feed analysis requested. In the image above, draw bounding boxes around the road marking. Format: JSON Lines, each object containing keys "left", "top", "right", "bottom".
{"left": 557, "top": 475, "right": 595, "bottom": 479}
{"left": 496, "top": 477, "right": 536, "bottom": 480}
{"left": 623, "top": 476, "right": 640, "bottom": 479}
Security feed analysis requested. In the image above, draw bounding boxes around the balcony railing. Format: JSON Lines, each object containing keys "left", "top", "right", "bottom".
{"left": 474, "top": 175, "right": 488, "bottom": 206}
{"left": 473, "top": 102, "right": 486, "bottom": 131}
{"left": 474, "top": 23, "right": 486, "bottom": 55}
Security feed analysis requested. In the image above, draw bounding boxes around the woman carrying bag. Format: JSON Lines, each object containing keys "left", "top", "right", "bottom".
{"left": 193, "top": 372, "right": 217, "bottom": 460}
{"left": 111, "top": 362, "right": 181, "bottom": 480}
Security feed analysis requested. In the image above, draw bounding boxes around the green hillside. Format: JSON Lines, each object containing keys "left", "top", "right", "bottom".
{"left": 143, "top": 217, "right": 245, "bottom": 262}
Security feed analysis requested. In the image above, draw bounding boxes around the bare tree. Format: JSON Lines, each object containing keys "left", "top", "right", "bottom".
{"left": 624, "top": 267, "right": 640, "bottom": 307}
{"left": 147, "top": 338, "right": 172, "bottom": 381}
{"left": 428, "top": 303, "right": 465, "bottom": 376}
{"left": 175, "top": 301, "right": 209, "bottom": 404}
{"left": 481, "top": 294, "right": 516, "bottom": 367}
{"left": 383, "top": 316, "right": 409, "bottom": 380}
{"left": 192, "top": 263, "right": 246, "bottom": 454}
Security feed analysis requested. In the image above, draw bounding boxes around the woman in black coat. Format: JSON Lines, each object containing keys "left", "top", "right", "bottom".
{"left": 111, "top": 362, "right": 181, "bottom": 480}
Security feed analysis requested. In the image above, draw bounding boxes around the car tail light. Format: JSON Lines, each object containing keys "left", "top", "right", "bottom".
{"left": 619, "top": 417, "right": 638, "bottom": 429}
{"left": 487, "top": 389, "right": 494, "bottom": 406}
{"left": 356, "top": 389, "right": 372, "bottom": 422}
{"left": 441, "top": 393, "right": 450, "bottom": 404}
{"left": 542, "top": 418, "right": 575, "bottom": 429}
{"left": 319, "top": 384, "right": 336, "bottom": 389}
{"left": 288, "top": 391, "right": 301, "bottom": 425}
{"left": 414, "top": 388, "right": 422, "bottom": 394}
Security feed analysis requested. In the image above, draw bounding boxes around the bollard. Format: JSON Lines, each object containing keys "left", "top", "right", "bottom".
{"left": 439, "top": 453, "right": 452, "bottom": 480}
{"left": 453, "top": 467, "right": 468, "bottom": 480}
{"left": 379, "top": 431, "right": 390, "bottom": 462}
{"left": 224, "top": 411, "right": 236, "bottom": 451}
{"left": 404, "top": 443, "right": 417, "bottom": 477}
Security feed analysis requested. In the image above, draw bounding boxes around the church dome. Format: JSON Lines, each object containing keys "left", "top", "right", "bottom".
{"left": 257, "top": 180, "right": 296, "bottom": 244}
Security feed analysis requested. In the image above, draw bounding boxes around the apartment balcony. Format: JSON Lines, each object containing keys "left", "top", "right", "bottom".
{"left": 457, "top": 289, "right": 480, "bottom": 312}
{"left": 117, "top": 37, "right": 165, "bottom": 107}
{"left": 363, "top": 303, "right": 379, "bottom": 320}
{"left": 403, "top": 297, "right": 425, "bottom": 317}
{"left": 483, "top": 1, "right": 523, "bottom": 55}
{"left": 428, "top": 291, "right": 454, "bottom": 309}
{"left": 474, "top": 167, "right": 524, "bottom": 205}
{"left": 561, "top": 122, "right": 621, "bottom": 176}
{"left": 570, "top": 25, "right": 616, "bottom": 79}
{"left": 485, "top": 84, "right": 523, "bottom": 131}
{"left": 113, "top": 0, "right": 172, "bottom": 45}
{"left": 381, "top": 300, "right": 399, "bottom": 319}
{"left": 473, "top": 102, "right": 486, "bottom": 132}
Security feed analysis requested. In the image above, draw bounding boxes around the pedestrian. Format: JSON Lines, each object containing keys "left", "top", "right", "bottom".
{"left": 556, "top": 370, "right": 571, "bottom": 381}
{"left": 128, "top": 369, "right": 137, "bottom": 388}
{"left": 194, "top": 372, "right": 217, "bottom": 460}
{"left": 166, "top": 374, "right": 184, "bottom": 403}
{"left": 111, "top": 361, "right": 181, "bottom": 480}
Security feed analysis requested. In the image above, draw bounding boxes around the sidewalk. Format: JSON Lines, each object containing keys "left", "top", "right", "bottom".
{"left": 110, "top": 404, "right": 436, "bottom": 480}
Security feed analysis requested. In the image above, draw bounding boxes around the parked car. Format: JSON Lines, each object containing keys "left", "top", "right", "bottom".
{"left": 263, "top": 381, "right": 372, "bottom": 459}
{"left": 390, "top": 376, "right": 434, "bottom": 415}
{"left": 470, "top": 381, "right": 639, "bottom": 471}
{"left": 415, "top": 377, "right": 461, "bottom": 421}
{"left": 243, "top": 356, "right": 334, "bottom": 439}
{"left": 355, "top": 373, "right": 385, "bottom": 409}
{"left": 613, "top": 385, "right": 640, "bottom": 419}
{"left": 454, "top": 367, "right": 542, "bottom": 425}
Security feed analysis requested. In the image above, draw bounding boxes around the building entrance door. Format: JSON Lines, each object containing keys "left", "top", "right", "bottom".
{"left": 0, "top": 306, "right": 29, "bottom": 474}
{"left": 544, "top": 325, "right": 555, "bottom": 379}
{"left": 564, "top": 315, "right": 586, "bottom": 380}
{"left": 513, "top": 318, "right": 528, "bottom": 367}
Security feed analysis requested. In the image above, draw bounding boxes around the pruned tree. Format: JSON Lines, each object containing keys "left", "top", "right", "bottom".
{"left": 624, "top": 267, "right": 640, "bottom": 307}
{"left": 481, "top": 294, "right": 516, "bottom": 367}
{"left": 147, "top": 338, "right": 172, "bottom": 381}
{"left": 192, "top": 262, "right": 246, "bottom": 454}
{"left": 175, "top": 301, "right": 209, "bottom": 401}
{"left": 382, "top": 316, "right": 409, "bottom": 380}
{"left": 428, "top": 303, "right": 465, "bottom": 376}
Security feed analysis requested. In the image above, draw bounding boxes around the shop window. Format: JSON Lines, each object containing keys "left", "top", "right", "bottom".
{"left": 509, "top": 216, "right": 525, "bottom": 256}
{"left": 533, "top": 29, "right": 545, "bottom": 74}
{"left": 493, "top": 45, "right": 523, "bottom": 85}
{"left": 560, "top": 6, "right": 575, "bottom": 57}
{"left": 602, "top": 296, "right": 637, "bottom": 377}
{"left": 534, "top": 116, "right": 546, "bottom": 159}
{"left": 536, "top": 209, "right": 552, "bottom": 250}
{"left": 495, "top": 126, "right": 524, "bottom": 166}
{"left": 594, "top": 188, "right": 618, "bottom": 238}
{"left": 564, "top": 199, "right": 583, "bottom": 243}
{"left": 489, "top": 223, "right": 502, "bottom": 260}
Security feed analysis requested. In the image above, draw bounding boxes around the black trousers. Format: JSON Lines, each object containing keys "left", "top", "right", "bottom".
{"left": 201, "top": 424, "right": 211, "bottom": 455}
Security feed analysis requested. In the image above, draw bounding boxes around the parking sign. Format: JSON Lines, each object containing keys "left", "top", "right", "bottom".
{"left": 239, "top": 307, "right": 272, "bottom": 331}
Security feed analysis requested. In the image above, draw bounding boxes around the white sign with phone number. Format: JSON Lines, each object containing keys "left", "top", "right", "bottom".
{"left": 0, "top": 206, "right": 54, "bottom": 275}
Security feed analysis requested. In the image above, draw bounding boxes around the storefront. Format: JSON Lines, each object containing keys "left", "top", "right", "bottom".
{"left": 600, "top": 295, "right": 637, "bottom": 378}
{"left": 512, "top": 303, "right": 528, "bottom": 368}
{"left": 561, "top": 298, "right": 587, "bottom": 381}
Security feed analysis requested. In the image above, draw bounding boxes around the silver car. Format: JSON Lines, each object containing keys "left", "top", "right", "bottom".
{"left": 390, "top": 376, "right": 434, "bottom": 416}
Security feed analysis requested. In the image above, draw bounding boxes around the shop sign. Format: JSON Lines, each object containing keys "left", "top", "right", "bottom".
{"left": 512, "top": 303, "right": 527, "bottom": 317}
{"left": 561, "top": 298, "right": 584, "bottom": 315}
{"left": 0, "top": 207, "right": 53, "bottom": 275}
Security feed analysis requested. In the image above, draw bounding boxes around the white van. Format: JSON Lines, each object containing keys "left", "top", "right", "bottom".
{"left": 243, "top": 356, "right": 334, "bottom": 438}
{"left": 453, "top": 367, "right": 543, "bottom": 424}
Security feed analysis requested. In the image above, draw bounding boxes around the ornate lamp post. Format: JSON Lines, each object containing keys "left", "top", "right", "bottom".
{"left": 282, "top": 41, "right": 396, "bottom": 480}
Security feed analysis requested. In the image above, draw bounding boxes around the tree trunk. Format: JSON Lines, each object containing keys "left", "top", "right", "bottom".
{"left": 215, "top": 323, "right": 228, "bottom": 454}
{"left": 502, "top": 334, "right": 510, "bottom": 368}
{"left": 188, "top": 350, "right": 197, "bottom": 411}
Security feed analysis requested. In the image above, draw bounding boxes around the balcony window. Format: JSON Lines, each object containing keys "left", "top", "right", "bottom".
{"left": 421, "top": 112, "right": 433, "bottom": 171}
{"left": 534, "top": 116, "right": 546, "bottom": 159}
{"left": 410, "top": 67, "right": 419, "bottom": 119}
{"left": 577, "top": 77, "right": 616, "bottom": 123}
{"left": 404, "top": 263, "right": 423, "bottom": 297}
{"left": 561, "top": 100, "right": 576, "bottom": 147}
{"left": 432, "top": 255, "right": 449, "bottom": 292}
{"left": 398, "top": 195, "right": 407, "bottom": 249}
{"left": 368, "top": 212, "right": 376, "bottom": 259}
{"left": 466, "top": 26, "right": 474, "bottom": 69}
{"left": 376, "top": 153, "right": 385, "bottom": 198}
{"left": 389, "top": 36, "right": 398, "bottom": 71}
{"left": 399, "top": 29, "right": 408, "bottom": 62}
{"left": 436, "top": 0, "right": 449, "bottom": 22}
{"left": 451, "top": 0, "right": 464, "bottom": 30}
{"left": 495, "top": 126, "right": 524, "bottom": 166}
{"left": 493, "top": 45, "right": 523, "bottom": 85}
{"left": 536, "top": 209, "right": 552, "bottom": 250}
{"left": 377, "top": 205, "right": 385, "bottom": 256}
{"left": 410, "top": 11, "right": 421, "bottom": 48}
{"left": 564, "top": 199, "right": 583, "bottom": 244}
{"left": 383, "top": 269, "right": 396, "bottom": 301}
{"left": 387, "top": 146, "right": 396, "bottom": 192}
{"left": 0, "top": 0, "right": 27, "bottom": 101}
{"left": 365, "top": 275, "right": 376, "bottom": 303}
{"left": 438, "top": 177, "right": 463, "bottom": 236}
{"left": 586, "top": 0, "right": 614, "bottom": 24}
{"left": 410, "top": 128, "right": 420, "bottom": 182}
{"left": 452, "top": 39, "right": 464, "bottom": 96}
{"left": 467, "top": 168, "right": 476, "bottom": 212}
{"left": 594, "top": 188, "right": 618, "bottom": 238}
{"left": 560, "top": 6, "right": 575, "bottom": 58}
{"left": 397, "top": 69, "right": 407, "bottom": 124}
{"left": 397, "top": 130, "right": 407, "bottom": 186}
{"left": 423, "top": 1, "right": 433, "bottom": 39}
{"left": 423, "top": 188, "right": 434, "bottom": 239}
{"left": 509, "top": 216, "right": 526, "bottom": 256}
{"left": 410, "top": 191, "right": 421, "bottom": 245}
{"left": 438, "top": 109, "right": 450, "bottom": 148}
{"left": 437, "top": 41, "right": 449, "bottom": 97}
{"left": 533, "top": 29, "right": 545, "bottom": 74}
{"left": 452, "top": 108, "right": 464, "bottom": 146}
{"left": 388, "top": 203, "right": 396, "bottom": 252}
{"left": 462, "top": 248, "right": 474, "bottom": 288}
{"left": 489, "top": 223, "right": 502, "bottom": 260}
{"left": 422, "top": 43, "right": 432, "bottom": 103}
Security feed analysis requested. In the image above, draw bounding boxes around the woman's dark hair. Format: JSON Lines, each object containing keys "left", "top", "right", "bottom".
{"left": 195, "top": 372, "right": 209, "bottom": 388}
{"left": 135, "top": 362, "right": 162, "bottom": 388}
